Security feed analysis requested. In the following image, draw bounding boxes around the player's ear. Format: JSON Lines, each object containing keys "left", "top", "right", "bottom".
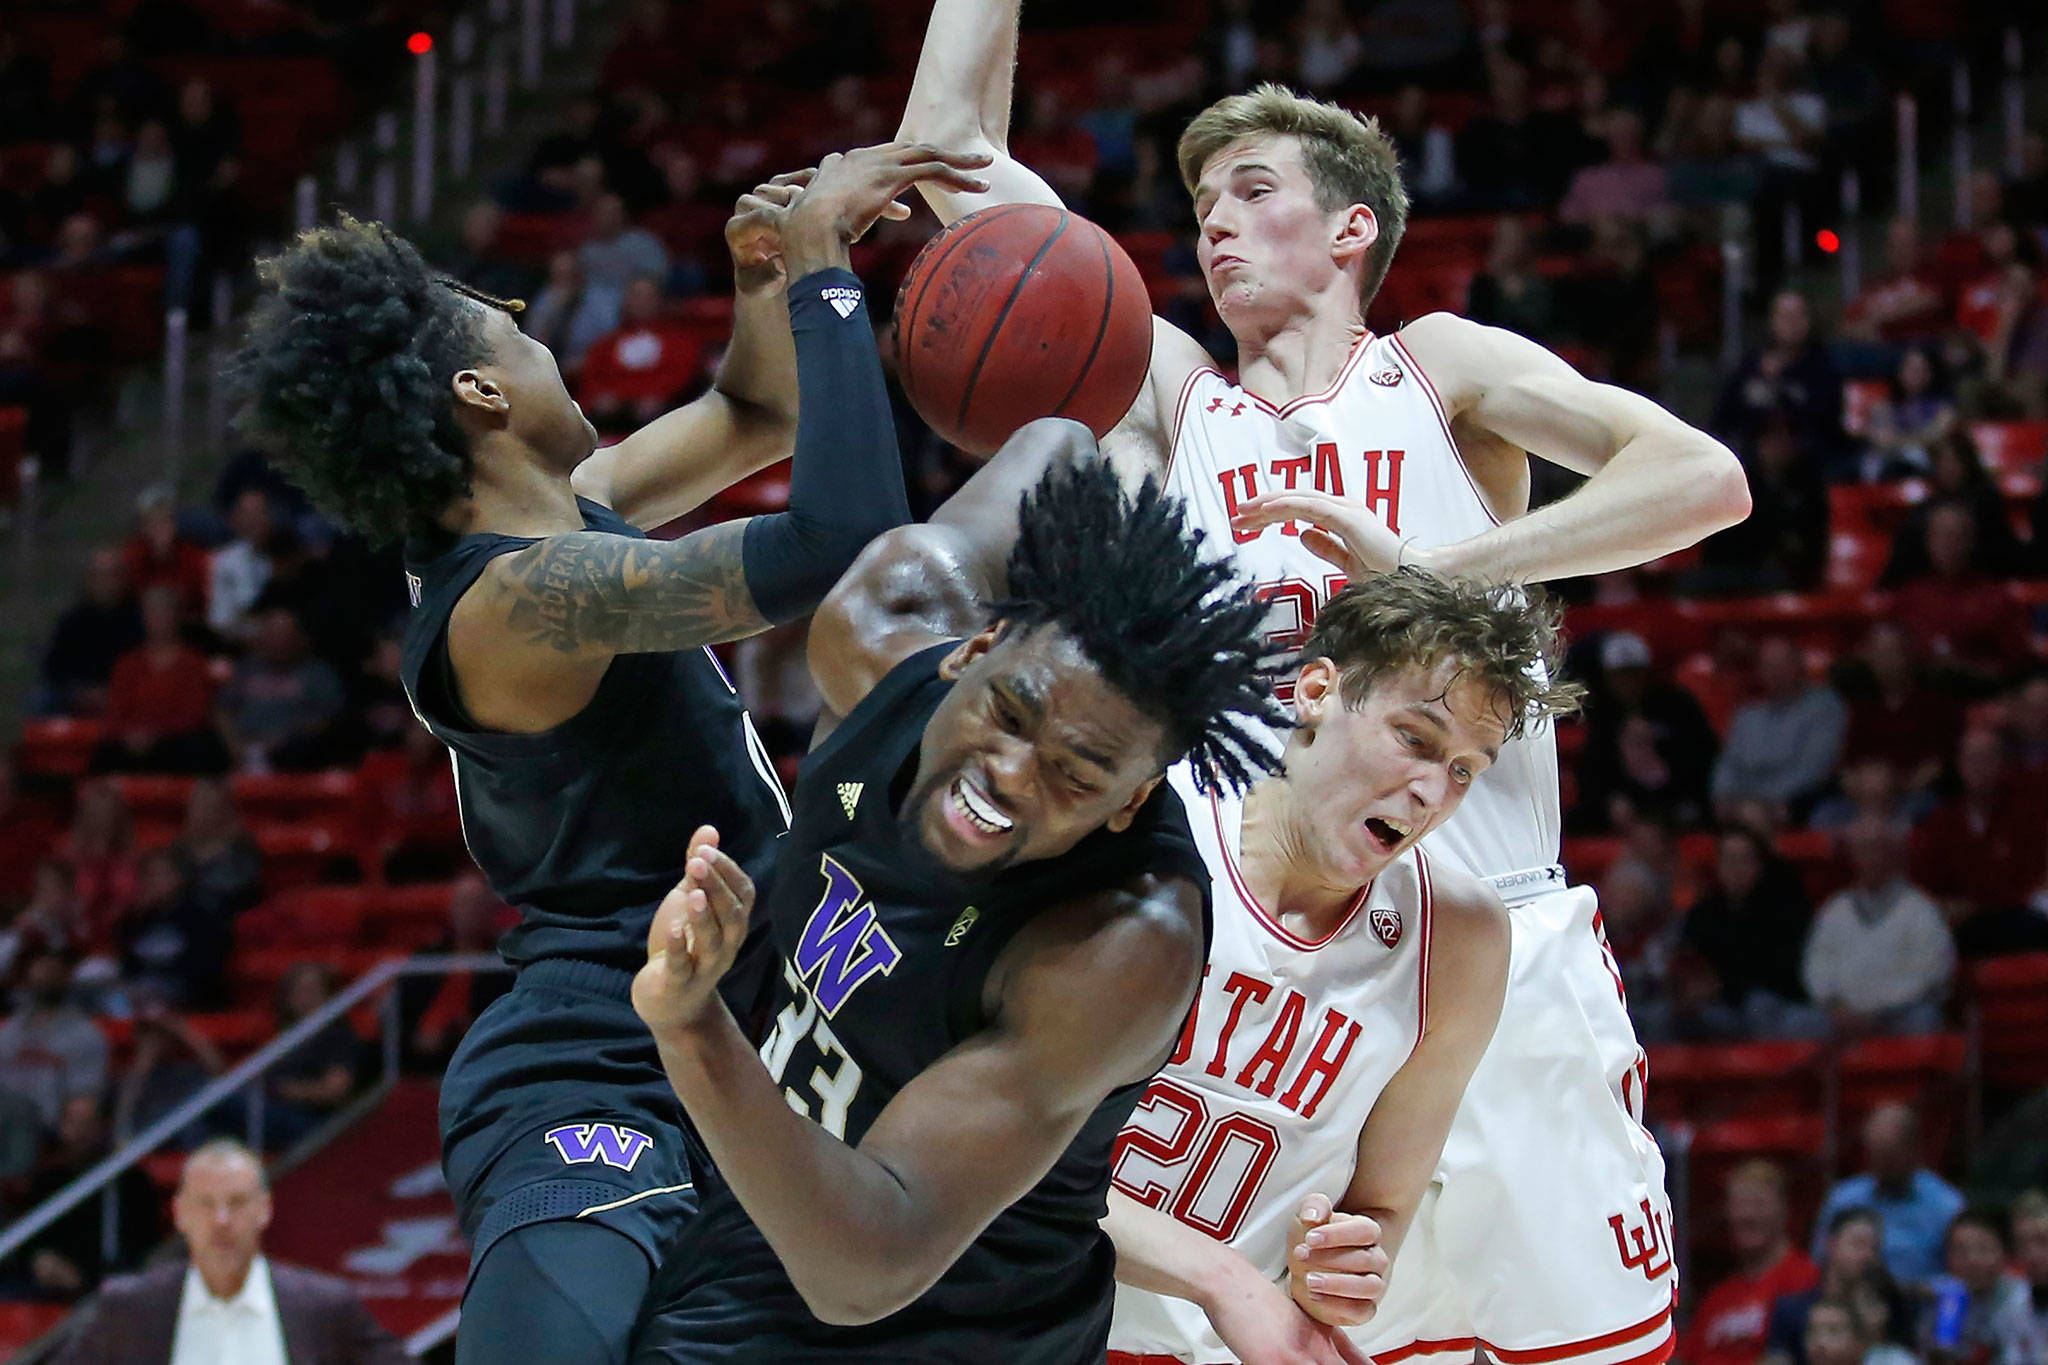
{"left": 452, "top": 368, "right": 510, "bottom": 415}
{"left": 1331, "top": 203, "right": 1377, "bottom": 266}
{"left": 1105, "top": 772, "right": 1164, "bottom": 832}
{"left": 938, "top": 622, "right": 1004, "bottom": 681}
{"left": 1292, "top": 657, "right": 1341, "bottom": 734}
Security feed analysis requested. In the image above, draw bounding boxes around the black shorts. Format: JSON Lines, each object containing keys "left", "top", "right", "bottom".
{"left": 441, "top": 957, "right": 702, "bottom": 1280}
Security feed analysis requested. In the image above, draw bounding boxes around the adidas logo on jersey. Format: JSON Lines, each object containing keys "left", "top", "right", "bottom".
{"left": 1370, "top": 907, "right": 1403, "bottom": 948}
{"left": 837, "top": 782, "right": 863, "bottom": 819}
{"left": 945, "top": 905, "right": 979, "bottom": 947}
{"left": 821, "top": 286, "right": 862, "bottom": 319}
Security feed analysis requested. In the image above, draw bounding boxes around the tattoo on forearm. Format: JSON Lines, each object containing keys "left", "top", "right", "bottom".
{"left": 501, "top": 521, "right": 766, "bottom": 654}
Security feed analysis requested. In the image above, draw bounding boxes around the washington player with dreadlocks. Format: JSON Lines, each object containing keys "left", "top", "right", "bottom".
{"left": 626, "top": 435, "right": 1284, "bottom": 1363}
{"left": 232, "top": 142, "right": 989, "bottom": 1364}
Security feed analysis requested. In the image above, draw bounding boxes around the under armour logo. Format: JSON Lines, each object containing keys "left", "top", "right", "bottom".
{"left": 837, "top": 782, "right": 863, "bottom": 819}
{"left": 1370, "top": 907, "right": 1402, "bottom": 948}
{"left": 945, "top": 905, "right": 980, "bottom": 947}
{"left": 821, "top": 286, "right": 862, "bottom": 320}
{"left": 1207, "top": 397, "right": 1247, "bottom": 416}
{"left": 544, "top": 1123, "right": 654, "bottom": 1172}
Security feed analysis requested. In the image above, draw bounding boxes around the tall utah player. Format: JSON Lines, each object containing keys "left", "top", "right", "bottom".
{"left": 234, "top": 142, "right": 989, "bottom": 1364}
{"left": 898, "top": 6, "right": 1750, "bottom": 1362}
{"left": 1107, "top": 571, "right": 1580, "bottom": 1365}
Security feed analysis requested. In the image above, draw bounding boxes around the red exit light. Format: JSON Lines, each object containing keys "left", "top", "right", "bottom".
{"left": 1815, "top": 229, "right": 1841, "bottom": 254}
{"left": 407, "top": 31, "right": 434, "bottom": 55}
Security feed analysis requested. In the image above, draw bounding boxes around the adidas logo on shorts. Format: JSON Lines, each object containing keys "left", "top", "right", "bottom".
{"left": 821, "top": 286, "right": 862, "bottom": 319}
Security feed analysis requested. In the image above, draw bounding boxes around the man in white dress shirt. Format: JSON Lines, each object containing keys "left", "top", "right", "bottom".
{"left": 54, "top": 1138, "right": 409, "bottom": 1365}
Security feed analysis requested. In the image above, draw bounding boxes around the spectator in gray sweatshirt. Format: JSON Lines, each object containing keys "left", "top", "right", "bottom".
{"left": 1714, "top": 636, "right": 1848, "bottom": 824}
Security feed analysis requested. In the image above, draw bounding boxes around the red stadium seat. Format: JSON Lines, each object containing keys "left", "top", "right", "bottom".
{"left": 112, "top": 774, "right": 197, "bottom": 822}
{"left": 0, "top": 1300, "right": 68, "bottom": 1357}
{"left": 186, "top": 1008, "right": 276, "bottom": 1053}
{"left": 1969, "top": 420, "right": 2048, "bottom": 477}
{"left": 1645, "top": 1040, "right": 1826, "bottom": 1127}
{"left": 238, "top": 885, "right": 371, "bottom": 948}
{"left": 252, "top": 821, "right": 354, "bottom": 891}
{"left": 1561, "top": 836, "right": 1623, "bottom": 885}
{"left": 366, "top": 881, "right": 457, "bottom": 947}
{"left": 232, "top": 769, "right": 358, "bottom": 826}
{"left": 1967, "top": 954, "right": 2048, "bottom": 1091}
{"left": 16, "top": 716, "right": 104, "bottom": 777}
{"left": 0, "top": 405, "right": 25, "bottom": 505}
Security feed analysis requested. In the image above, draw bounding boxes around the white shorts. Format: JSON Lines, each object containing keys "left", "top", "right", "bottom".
{"left": 1350, "top": 886, "right": 1678, "bottom": 1365}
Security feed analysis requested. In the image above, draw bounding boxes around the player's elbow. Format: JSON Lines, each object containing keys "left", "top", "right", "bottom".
{"left": 791, "top": 1262, "right": 931, "bottom": 1327}
{"left": 1694, "top": 437, "right": 1752, "bottom": 531}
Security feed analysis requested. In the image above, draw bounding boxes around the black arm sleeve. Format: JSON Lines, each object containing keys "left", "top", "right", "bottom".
{"left": 740, "top": 267, "right": 913, "bottom": 624}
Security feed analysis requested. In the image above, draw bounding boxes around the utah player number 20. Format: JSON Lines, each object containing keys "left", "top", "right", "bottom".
{"left": 1110, "top": 1078, "right": 1281, "bottom": 1241}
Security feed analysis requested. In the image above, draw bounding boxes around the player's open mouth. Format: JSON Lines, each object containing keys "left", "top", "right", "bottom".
{"left": 1363, "top": 816, "right": 1410, "bottom": 853}
{"left": 950, "top": 776, "right": 1014, "bottom": 837}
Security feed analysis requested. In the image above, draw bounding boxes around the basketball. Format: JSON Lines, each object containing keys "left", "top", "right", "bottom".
{"left": 893, "top": 203, "right": 1154, "bottom": 455}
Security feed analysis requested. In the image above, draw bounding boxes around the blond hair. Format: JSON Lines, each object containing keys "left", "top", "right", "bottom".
{"left": 1177, "top": 83, "right": 1410, "bottom": 312}
{"left": 1728, "top": 1159, "right": 1789, "bottom": 1201}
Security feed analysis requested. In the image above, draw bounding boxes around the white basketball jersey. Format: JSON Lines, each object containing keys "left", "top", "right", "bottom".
{"left": 1108, "top": 762, "right": 1434, "bottom": 1361}
{"left": 1162, "top": 332, "right": 1560, "bottom": 881}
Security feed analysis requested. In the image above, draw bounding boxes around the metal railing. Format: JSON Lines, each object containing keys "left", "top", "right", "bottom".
{"left": 0, "top": 954, "right": 509, "bottom": 1269}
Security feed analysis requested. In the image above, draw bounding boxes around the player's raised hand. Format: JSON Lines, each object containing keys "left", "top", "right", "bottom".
{"left": 1286, "top": 1195, "right": 1390, "bottom": 1329}
{"left": 726, "top": 167, "right": 816, "bottom": 286}
{"left": 1230, "top": 489, "right": 1415, "bottom": 578}
{"left": 632, "top": 825, "right": 754, "bottom": 1035}
{"left": 1203, "top": 1263, "right": 1375, "bottom": 1365}
{"left": 780, "top": 142, "right": 993, "bottom": 274}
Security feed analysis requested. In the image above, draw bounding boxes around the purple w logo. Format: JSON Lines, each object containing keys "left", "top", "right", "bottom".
{"left": 792, "top": 855, "right": 901, "bottom": 1018}
{"left": 543, "top": 1123, "right": 654, "bottom": 1172}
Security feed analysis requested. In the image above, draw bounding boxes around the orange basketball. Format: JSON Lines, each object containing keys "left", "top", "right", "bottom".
{"left": 893, "top": 204, "right": 1154, "bottom": 455}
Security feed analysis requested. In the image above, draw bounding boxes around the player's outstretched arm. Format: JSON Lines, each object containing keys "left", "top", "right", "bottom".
{"left": 1286, "top": 864, "right": 1509, "bottom": 1329}
{"left": 896, "top": 0, "right": 1065, "bottom": 223}
{"left": 571, "top": 173, "right": 810, "bottom": 529}
{"left": 1234, "top": 316, "right": 1751, "bottom": 583}
{"left": 1105, "top": 1189, "right": 1371, "bottom": 1365}
{"left": 635, "top": 853, "right": 1206, "bottom": 1326}
{"left": 803, "top": 416, "right": 1099, "bottom": 726}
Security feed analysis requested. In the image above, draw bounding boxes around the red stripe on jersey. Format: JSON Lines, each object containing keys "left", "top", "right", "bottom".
{"left": 1368, "top": 1291, "right": 1676, "bottom": 1365}
{"left": 1387, "top": 333, "right": 1503, "bottom": 529}
{"left": 1415, "top": 847, "right": 1435, "bottom": 1039}
{"left": 1209, "top": 788, "right": 1369, "bottom": 951}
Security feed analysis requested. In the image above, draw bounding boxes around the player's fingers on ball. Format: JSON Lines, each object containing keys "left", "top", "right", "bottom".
{"left": 768, "top": 167, "right": 815, "bottom": 186}
{"left": 881, "top": 198, "right": 912, "bottom": 220}
{"left": 901, "top": 160, "right": 991, "bottom": 192}
{"left": 1298, "top": 1193, "right": 1333, "bottom": 1226}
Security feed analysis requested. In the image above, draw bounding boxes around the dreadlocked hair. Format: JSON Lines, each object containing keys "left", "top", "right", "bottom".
{"left": 990, "top": 458, "right": 1288, "bottom": 794}
{"left": 232, "top": 215, "right": 522, "bottom": 543}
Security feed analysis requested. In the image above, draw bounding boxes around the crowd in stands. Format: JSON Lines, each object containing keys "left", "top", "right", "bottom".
{"left": 4, "top": 0, "right": 2048, "bottom": 1347}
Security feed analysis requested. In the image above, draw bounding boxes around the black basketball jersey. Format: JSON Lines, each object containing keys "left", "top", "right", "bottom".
{"left": 399, "top": 497, "right": 790, "bottom": 972}
{"left": 637, "top": 642, "right": 1212, "bottom": 1363}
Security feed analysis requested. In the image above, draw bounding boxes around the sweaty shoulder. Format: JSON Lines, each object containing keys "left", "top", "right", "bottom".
{"left": 1395, "top": 312, "right": 1577, "bottom": 418}
{"left": 1102, "top": 316, "right": 1218, "bottom": 484}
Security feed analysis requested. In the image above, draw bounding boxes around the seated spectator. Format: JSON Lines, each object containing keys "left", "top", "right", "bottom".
{"left": 1577, "top": 631, "right": 1720, "bottom": 831}
{"left": 122, "top": 485, "right": 209, "bottom": 620}
{"left": 523, "top": 249, "right": 611, "bottom": 372}
{"left": 3, "top": 1095, "right": 160, "bottom": 1303}
{"left": 1859, "top": 346, "right": 1957, "bottom": 480}
{"left": 449, "top": 200, "right": 539, "bottom": 306}
{"left": 402, "top": 876, "right": 514, "bottom": 1067}
{"left": 50, "top": 1138, "right": 408, "bottom": 1363}
{"left": 1597, "top": 855, "right": 1681, "bottom": 1010}
{"left": 263, "top": 963, "right": 360, "bottom": 1150}
{"left": 1985, "top": 257, "right": 2048, "bottom": 415}
{"left": 1680, "top": 825, "right": 1818, "bottom": 1035}
{"left": 1885, "top": 431, "right": 2024, "bottom": 584}
{"left": 0, "top": 950, "right": 110, "bottom": 1130}
{"left": 1925, "top": 1208, "right": 2044, "bottom": 1364}
{"left": 92, "top": 585, "right": 228, "bottom": 775}
{"left": 216, "top": 608, "right": 349, "bottom": 774}
{"left": 120, "top": 848, "right": 230, "bottom": 1008}
{"left": 2007, "top": 675, "right": 2048, "bottom": 774}
{"left": 1955, "top": 222, "right": 2029, "bottom": 347}
{"left": 578, "top": 276, "right": 711, "bottom": 429}
{"left": 1713, "top": 637, "right": 1847, "bottom": 823}
{"left": 1384, "top": 85, "right": 1457, "bottom": 207}
{"left": 577, "top": 192, "right": 668, "bottom": 325}
{"left": 206, "top": 488, "right": 276, "bottom": 644}
{"left": 1814, "top": 1102, "right": 1965, "bottom": 1283}
{"left": 1680, "top": 1160, "right": 1820, "bottom": 1365}
{"left": 1292, "top": 0, "right": 1362, "bottom": 91}
{"left": 1696, "top": 416, "right": 1829, "bottom": 594}
{"left": 1804, "top": 814, "right": 1954, "bottom": 1035}
{"left": 1766, "top": 1207, "right": 1919, "bottom": 1365}
{"left": 1845, "top": 218, "right": 1953, "bottom": 345}
{"left": 2014, "top": 1191, "right": 2048, "bottom": 1346}
{"left": 1810, "top": 756, "right": 1932, "bottom": 833}
{"left": 1569, "top": 217, "right": 1663, "bottom": 387}
{"left": 1466, "top": 216, "right": 1558, "bottom": 341}
{"left": 1889, "top": 501, "right": 2029, "bottom": 693}
{"left": 1560, "top": 109, "right": 1669, "bottom": 225}
{"left": 1713, "top": 291, "right": 1844, "bottom": 460}
{"left": 1838, "top": 622, "right": 1963, "bottom": 790}
{"left": 109, "top": 995, "right": 230, "bottom": 1144}
{"left": 172, "top": 777, "right": 261, "bottom": 921}
{"left": 62, "top": 779, "right": 139, "bottom": 968}
{"left": 1913, "top": 727, "right": 2048, "bottom": 955}
{"left": 1457, "top": 61, "right": 1577, "bottom": 210}
{"left": 11, "top": 859, "right": 83, "bottom": 970}
{"left": 40, "top": 546, "right": 143, "bottom": 716}
{"left": 1801, "top": 1298, "right": 1916, "bottom": 1365}
{"left": 354, "top": 725, "right": 465, "bottom": 883}
{"left": 0, "top": 756, "right": 63, "bottom": 915}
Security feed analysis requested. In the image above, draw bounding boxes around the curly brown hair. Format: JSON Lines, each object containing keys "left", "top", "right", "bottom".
{"left": 1301, "top": 569, "right": 1581, "bottom": 739}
